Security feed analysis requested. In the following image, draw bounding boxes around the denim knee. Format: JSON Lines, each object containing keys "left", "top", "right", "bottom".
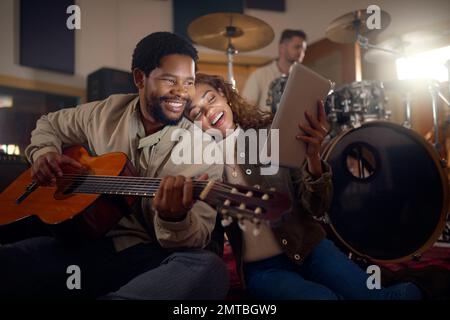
{"left": 167, "top": 249, "right": 230, "bottom": 299}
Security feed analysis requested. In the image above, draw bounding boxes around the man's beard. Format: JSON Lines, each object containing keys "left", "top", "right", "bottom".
{"left": 147, "top": 94, "right": 190, "bottom": 126}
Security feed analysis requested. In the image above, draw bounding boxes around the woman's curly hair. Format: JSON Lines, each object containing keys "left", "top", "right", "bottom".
{"left": 195, "top": 73, "right": 273, "bottom": 129}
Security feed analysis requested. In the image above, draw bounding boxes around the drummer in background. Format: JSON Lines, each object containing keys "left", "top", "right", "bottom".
{"left": 242, "top": 29, "right": 307, "bottom": 112}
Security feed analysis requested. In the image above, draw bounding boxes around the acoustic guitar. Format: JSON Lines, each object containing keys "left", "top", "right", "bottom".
{"left": 0, "top": 145, "right": 291, "bottom": 244}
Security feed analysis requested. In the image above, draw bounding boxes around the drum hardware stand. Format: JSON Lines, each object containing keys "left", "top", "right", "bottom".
{"left": 357, "top": 34, "right": 401, "bottom": 56}
{"left": 443, "top": 60, "right": 450, "bottom": 169}
{"left": 225, "top": 28, "right": 238, "bottom": 90}
{"left": 437, "top": 76, "right": 449, "bottom": 171}
{"left": 402, "top": 92, "right": 412, "bottom": 128}
{"left": 439, "top": 92, "right": 450, "bottom": 107}
{"left": 443, "top": 60, "right": 450, "bottom": 166}
{"left": 426, "top": 61, "right": 450, "bottom": 157}
{"left": 428, "top": 81, "right": 442, "bottom": 153}
{"left": 447, "top": 60, "right": 450, "bottom": 101}
{"left": 353, "top": 25, "right": 399, "bottom": 129}
{"left": 437, "top": 89, "right": 449, "bottom": 168}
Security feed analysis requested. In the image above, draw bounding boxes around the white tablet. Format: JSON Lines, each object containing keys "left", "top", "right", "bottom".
{"left": 266, "top": 63, "right": 332, "bottom": 169}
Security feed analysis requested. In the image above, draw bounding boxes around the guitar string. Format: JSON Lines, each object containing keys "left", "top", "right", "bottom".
{"left": 59, "top": 174, "right": 234, "bottom": 191}
{"left": 38, "top": 174, "right": 272, "bottom": 204}
{"left": 55, "top": 178, "right": 232, "bottom": 194}
{"left": 67, "top": 187, "right": 267, "bottom": 220}
{"left": 60, "top": 173, "right": 265, "bottom": 193}
{"left": 58, "top": 176, "right": 269, "bottom": 196}
{"left": 28, "top": 176, "right": 271, "bottom": 218}
{"left": 54, "top": 175, "right": 265, "bottom": 195}
{"left": 54, "top": 178, "right": 268, "bottom": 208}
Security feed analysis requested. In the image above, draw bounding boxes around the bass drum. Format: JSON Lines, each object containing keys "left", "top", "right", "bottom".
{"left": 322, "top": 121, "right": 449, "bottom": 263}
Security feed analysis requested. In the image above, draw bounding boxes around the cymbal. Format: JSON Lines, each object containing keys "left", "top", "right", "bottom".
{"left": 187, "top": 12, "right": 274, "bottom": 52}
{"left": 326, "top": 9, "right": 391, "bottom": 43}
{"left": 364, "top": 27, "right": 450, "bottom": 63}
{"left": 363, "top": 37, "right": 403, "bottom": 64}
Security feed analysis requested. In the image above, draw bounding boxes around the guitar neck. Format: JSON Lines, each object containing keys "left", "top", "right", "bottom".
{"left": 54, "top": 173, "right": 290, "bottom": 225}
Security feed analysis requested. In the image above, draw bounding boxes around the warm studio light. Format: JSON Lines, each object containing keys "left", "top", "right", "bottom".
{"left": 396, "top": 45, "right": 450, "bottom": 82}
{"left": 0, "top": 95, "right": 13, "bottom": 108}
{"left": 0, "top": 144, "right": 20, "bottom": 155}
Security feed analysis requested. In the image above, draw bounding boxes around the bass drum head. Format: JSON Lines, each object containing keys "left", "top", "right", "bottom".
{"left": 323, "top": 121, "right": 448, "bottom": 263}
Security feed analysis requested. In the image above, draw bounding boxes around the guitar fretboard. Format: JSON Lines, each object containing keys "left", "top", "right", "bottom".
{"left": 59, "top": 174, "right": 209, "bottom": 197}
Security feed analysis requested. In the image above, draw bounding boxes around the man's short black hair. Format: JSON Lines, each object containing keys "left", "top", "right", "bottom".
{"left": 279, "top": 29, "right": 307, "bottom": 44}
{"left": 131, "top": 32, "right": 198, "bottom": 76}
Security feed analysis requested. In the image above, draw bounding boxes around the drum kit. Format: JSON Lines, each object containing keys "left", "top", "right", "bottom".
{"left": 187, "top": 10, "right": 450, "bottom": 263}
{"left": 322, "top": 9, "right": 449, "bottom": 262}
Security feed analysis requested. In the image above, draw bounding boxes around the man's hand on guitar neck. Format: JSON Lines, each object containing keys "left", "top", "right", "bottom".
{"left": 32, "top": 152, "right": 83, "bottom": 186}
{"left": 153, "top": 173, "right": 208, "bottom": 222}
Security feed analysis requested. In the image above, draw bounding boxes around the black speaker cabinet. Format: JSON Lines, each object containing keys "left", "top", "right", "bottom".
{"left": 0, "top": 154, "right": 29, "bottom": 193}
{"left": 87, "top": 68, "right": 137, "bottom": 102}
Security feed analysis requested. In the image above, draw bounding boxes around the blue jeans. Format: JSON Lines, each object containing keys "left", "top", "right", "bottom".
{"left": 0, "top": 236, "right": 229, "bottom": 299}
{"left": 244, "top": 238, "right": 422, "bottom": 300}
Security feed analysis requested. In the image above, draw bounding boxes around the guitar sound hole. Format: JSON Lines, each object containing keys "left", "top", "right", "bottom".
{"left": 62, "top": 184, "right": 77, "bottom": 195}
{"left": 59, "top": 175, "right": 85, "bottom": 195}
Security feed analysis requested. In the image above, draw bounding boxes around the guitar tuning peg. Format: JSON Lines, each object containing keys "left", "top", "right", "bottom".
{"left": 262, "top": 194, "right": 270, "bottom": 200}
{"left": 252, "top": 226, "right": 261, "bottom": 237}
{"left": 253, "top": 184, "right": 261, "bottom": 189}
{"left": 231, "top": 188, "right": 238, "bottom": 194}
{"left": 269, "top": 187, "right": 276, "bottom": 192}
{"left": 246, "top": 191, "right": 253, "bottom": 197}
{"left": 254, "top": 207, "right": 262, "bottom": 215}
{"left": 221, "top": 216, "right": 233, "bottom": 227}
{"left": 224, "top": 199, "right": 231, "bottom": 206}
{"left": 238, "top": 219, "right": 247, "bottom": 231}
{"left": 252, "top": 217, "right": 261, "bottom": 225}
{"left": 239, "top": 203, "right": 246, "bottom": 210}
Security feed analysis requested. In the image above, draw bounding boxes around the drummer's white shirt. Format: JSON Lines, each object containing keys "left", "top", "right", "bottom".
{"left": 242, "top": 60, "right": 282, "bottom": 112}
